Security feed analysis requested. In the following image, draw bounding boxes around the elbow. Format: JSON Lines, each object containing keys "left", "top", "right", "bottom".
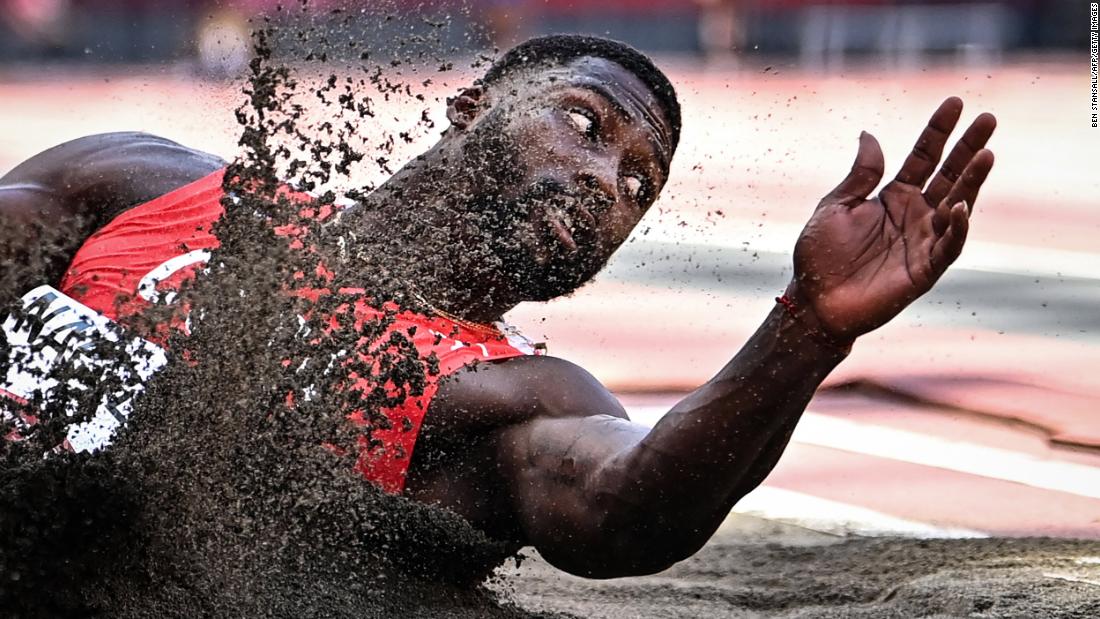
{"left": 538, "top": 510, "right": 709, "bottom": 579}
{"left": 543, "top": 536, "right": 701, "bottom": 579}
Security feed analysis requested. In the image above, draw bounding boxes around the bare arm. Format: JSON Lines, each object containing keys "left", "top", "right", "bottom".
{"left": 492, "top": 309, "right": 844, "bottom": 578}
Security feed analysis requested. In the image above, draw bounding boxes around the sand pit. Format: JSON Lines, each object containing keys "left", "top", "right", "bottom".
{"left": 500, "top": 516, "right": 1100, "bottom": 618}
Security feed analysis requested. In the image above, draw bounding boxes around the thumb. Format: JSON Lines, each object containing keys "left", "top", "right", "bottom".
{"left": 821, "top": 131, "right": 885, "bottom": 207}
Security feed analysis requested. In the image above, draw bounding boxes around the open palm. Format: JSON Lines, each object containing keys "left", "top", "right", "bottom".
{"left": 790, "top": 97, "right": 997, "bottom": 341}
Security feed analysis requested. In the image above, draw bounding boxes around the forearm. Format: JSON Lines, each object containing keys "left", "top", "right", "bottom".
{"left": 594, "top": 304, "right": 849, "bottom": 558}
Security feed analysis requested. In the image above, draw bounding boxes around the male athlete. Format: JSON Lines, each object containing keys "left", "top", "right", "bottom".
{"left": 0, "top": 36, "right": 995, "bottom": 578}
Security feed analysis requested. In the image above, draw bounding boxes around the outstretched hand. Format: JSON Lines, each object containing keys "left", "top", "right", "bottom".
{"left": 788, "top": 97, "right": 996, "bottom": 342}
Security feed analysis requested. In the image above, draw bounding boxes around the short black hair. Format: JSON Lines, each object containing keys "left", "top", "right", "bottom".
{"left": 481, "top": 34, "right": 681, "bottom": 153}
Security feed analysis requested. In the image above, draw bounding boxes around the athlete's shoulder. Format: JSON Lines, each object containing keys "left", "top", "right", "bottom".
{"left": 430, "top": 354, "right": 629, "bottom": 425}
{"left": 2, "top": 132, "right": 226, "bottom": 226}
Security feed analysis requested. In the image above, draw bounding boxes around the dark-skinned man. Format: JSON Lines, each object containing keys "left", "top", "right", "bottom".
{"left": 0, "top": 35, "right": 995, "bottom": 579}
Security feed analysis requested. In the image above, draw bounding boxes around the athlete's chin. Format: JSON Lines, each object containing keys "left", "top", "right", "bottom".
{"left": 508, "top": 255, "right": 603, "bottom": 302}
{"left": 479, "top": 221, "right": 605, "bottom": 301}
{"left": 517, "top": 279, "right": 580, "bottom": 303}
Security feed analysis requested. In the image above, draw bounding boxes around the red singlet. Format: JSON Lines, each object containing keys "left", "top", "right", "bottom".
{"left": 58, "top": 168, "right": 539, "bottom": 494}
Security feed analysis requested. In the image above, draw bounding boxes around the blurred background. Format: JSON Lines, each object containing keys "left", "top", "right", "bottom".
{"left": 0, "top": 1, "right": 1087, "bottom": 68}
{"left": 1, "top": 0, "right": 1097, "bottom": 539}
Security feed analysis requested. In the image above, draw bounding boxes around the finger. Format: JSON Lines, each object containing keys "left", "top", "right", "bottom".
{"left": 940, "top": 149, "right": 994, "bottom": 215}
{"left": 822, "top": 131, "right": 885, "bottom": 207}
{"left": 931, "top": 198, "right": 951, "bottom": 236}
{"left": 925, "top": 112, "right": 997, "bottom": 206}
{"left": 931, "top": 201, "right": 970, "bottom": 273}
{"left": 893, "top": 97, "right": 963, "bottom": 188}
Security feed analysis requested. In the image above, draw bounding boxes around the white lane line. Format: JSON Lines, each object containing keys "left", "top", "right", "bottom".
{"left": 627, "top": 406, "right": 1100, "bottom": 500}
{"left": 728, "top": 486, "right": 986, "bottom": 539}
{"left": 793, "top": 414, "right": 1100, "bottom": 500}
{"left": 1043, "top": 573, "right": 1100, "bottom": 587}
{"left": 632, "top": 219, "right": 1100, "bottom": 281}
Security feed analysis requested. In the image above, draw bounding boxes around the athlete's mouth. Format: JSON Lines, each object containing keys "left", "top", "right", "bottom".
{"left": 512, "top": 179, "right": 608, "bottom": 265}
{"left": 543, "top": 203, "right": 578, "bottom": 253}
{"left": 539, "top": 192, "right": 600, "bottom": 254}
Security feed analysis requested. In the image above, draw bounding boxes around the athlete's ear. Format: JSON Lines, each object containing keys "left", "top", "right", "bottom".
{"left": 446, "top": 85, "right": 486, "bottom": 131}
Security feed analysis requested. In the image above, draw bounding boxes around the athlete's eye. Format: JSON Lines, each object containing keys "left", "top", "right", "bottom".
{"left": 567, "top": 108, "right": 599, "bottom": 140}
{"left": 623, "top": 175, "right": 647, "bottom": 202}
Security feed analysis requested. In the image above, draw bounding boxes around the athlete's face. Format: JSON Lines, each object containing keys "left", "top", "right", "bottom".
{"left": 450, "top": 57, "right": 675, "bottom": 302}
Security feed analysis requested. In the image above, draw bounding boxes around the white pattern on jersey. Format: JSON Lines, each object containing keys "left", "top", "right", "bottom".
{"left": 1, "top": 286, "right": 166, "bottom": 453}
{"left": 136, "top": 249, "right": 212, "bottom": 304}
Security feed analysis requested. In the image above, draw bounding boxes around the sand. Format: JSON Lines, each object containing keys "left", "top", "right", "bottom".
{"left": 500, "top": 515, "right": 1100, "bottom": 618}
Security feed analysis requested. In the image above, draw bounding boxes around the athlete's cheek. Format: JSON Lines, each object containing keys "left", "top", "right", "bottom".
{"left": 521, "top": 105, "right": 579, "bottom": 148}
{"left": 513, "top": 136, "right": 579, "bottom": 183}
{"left": 601, "top": 205, "right": 640, "bottom": 249}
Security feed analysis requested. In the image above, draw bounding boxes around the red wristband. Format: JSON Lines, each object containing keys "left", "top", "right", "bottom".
{"left": 775, "top": 294, "right": 797, "bottom": 314}
{"left": 775, "top": 294, "right": 851, "bottom": 353}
